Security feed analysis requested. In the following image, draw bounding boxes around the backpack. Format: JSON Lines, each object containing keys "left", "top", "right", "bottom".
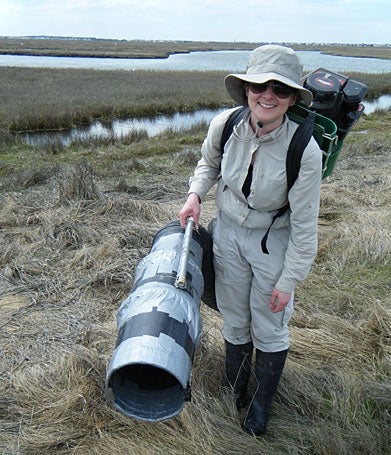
{"left": 220, "top": 67, "right": 368, "bottom": 186}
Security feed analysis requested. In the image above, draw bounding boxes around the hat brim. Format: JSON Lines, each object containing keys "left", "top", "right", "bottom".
{"left": 225, "top": 72, "right": 313, "bottom": 107}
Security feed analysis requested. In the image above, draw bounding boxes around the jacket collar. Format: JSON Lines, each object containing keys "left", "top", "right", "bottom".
{"left": 242, "top": 111, "right": 289, "bottom": 142}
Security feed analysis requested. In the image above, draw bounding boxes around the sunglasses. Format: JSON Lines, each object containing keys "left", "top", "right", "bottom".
{"left": 247, "top": 81, "right": 296, "bottom": 99}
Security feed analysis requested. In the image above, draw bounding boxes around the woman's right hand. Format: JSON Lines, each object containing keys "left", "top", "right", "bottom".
{"left": 179, "top": 193, "right": 201, "bottom": 228}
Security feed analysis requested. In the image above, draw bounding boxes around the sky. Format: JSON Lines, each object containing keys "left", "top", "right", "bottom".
{"left": 0, "top": 0, "right": 390, "bottom": 45}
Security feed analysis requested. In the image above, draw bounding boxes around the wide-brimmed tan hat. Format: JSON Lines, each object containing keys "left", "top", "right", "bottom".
{"left": 225, "top": 44, "right": 313, "bottom": 107}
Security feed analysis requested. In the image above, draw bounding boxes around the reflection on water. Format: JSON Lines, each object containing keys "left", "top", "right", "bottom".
{"left": 363, "top": 94, "right": 391, "bottom": 114}
{"left": 19, "top": 108, "right": 226, "bottom": 147}
{"left": 19, "top": 96, "right": 390, "bottom": 147}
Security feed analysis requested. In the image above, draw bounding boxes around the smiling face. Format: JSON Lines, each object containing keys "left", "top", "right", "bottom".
{"left": 245, "top": 82, "right": 298, "bottom": 134}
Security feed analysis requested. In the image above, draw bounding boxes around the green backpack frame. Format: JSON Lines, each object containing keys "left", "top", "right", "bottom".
{"left": 287, "top": 104, "right": 340, "bottom": 179}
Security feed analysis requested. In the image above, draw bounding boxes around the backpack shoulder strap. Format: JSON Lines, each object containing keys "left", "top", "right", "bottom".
{"left": 220, "top": 106, "right": 250, "bottom": 152}
{"left": 286, "top": 111, "right": 316, "bottom": 190}
{"left": 260, "top": 111, "right": 316, "bottom": 254}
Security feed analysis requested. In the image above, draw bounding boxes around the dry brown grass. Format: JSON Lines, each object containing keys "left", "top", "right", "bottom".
{"left": 1, "top": 116, "right": 390, "bottom": 454}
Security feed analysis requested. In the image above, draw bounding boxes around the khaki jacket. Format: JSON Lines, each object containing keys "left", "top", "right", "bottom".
{"left": 188, "top": 107, "right": 323, "bottom": 293}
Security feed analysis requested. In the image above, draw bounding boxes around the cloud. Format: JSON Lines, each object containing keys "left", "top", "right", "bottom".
{"left": 0, "top": 0, "right": 389, "bottom": 43}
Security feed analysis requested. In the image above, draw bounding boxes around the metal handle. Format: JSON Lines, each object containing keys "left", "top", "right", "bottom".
{"left": 175, "top": 217, "right": 194, "bottom": 288}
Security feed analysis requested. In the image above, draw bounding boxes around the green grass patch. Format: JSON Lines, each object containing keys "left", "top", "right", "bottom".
{"left": 0, "top": 123, "right": 207, "bottom": 190}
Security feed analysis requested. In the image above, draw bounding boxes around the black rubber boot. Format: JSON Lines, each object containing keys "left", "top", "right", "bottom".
{"left": 242, "top": 348, "right": 288, "bottom": 436}
{"left": 224, "top": 340, "right": 253, "bottom": 410}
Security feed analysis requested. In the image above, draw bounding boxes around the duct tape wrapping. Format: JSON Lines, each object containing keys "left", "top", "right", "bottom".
{"left": 105, "top": 220, "right": 215, "bottom": 422}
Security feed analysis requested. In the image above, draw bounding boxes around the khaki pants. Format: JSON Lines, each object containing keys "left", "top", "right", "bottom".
{"left": 211, "top": 210, "right": 294, "bottom": 352}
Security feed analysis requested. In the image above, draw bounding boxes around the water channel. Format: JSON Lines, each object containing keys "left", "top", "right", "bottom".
{"left": 4, "top": 50, "right": 390, "bottom": 146}
{"left": 1, "top": 50, "right": 391, "bottom": 73}
{"left": 20, "top": 95, "right": 391, "bottom": 147}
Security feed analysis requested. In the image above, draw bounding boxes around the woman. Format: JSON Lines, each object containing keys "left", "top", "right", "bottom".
{"left": 179, "top": 45, "right": 322, "bottom": 436}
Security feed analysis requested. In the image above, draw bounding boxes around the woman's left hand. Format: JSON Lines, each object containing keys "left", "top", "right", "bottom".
{"left": 270, "top": 288, "right": 292, "bottom": 313}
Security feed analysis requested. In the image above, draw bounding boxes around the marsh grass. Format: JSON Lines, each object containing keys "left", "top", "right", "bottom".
{"left": 0, "top": 37, "right": 259, "bottom": 59}
{"left": 1, "top": 66, "right": 390, "bottom": 134}
{"left": 0, "top": 109, "right": 390, "bottom": 454}
{"left": 1, "top": 37, "right": 390, "bottom": 59}
{"left": 0, "top": 124, "right": 206, "bottom": 186}
{"left": 0, "top": 67, "right": 230, "bottom": 132}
